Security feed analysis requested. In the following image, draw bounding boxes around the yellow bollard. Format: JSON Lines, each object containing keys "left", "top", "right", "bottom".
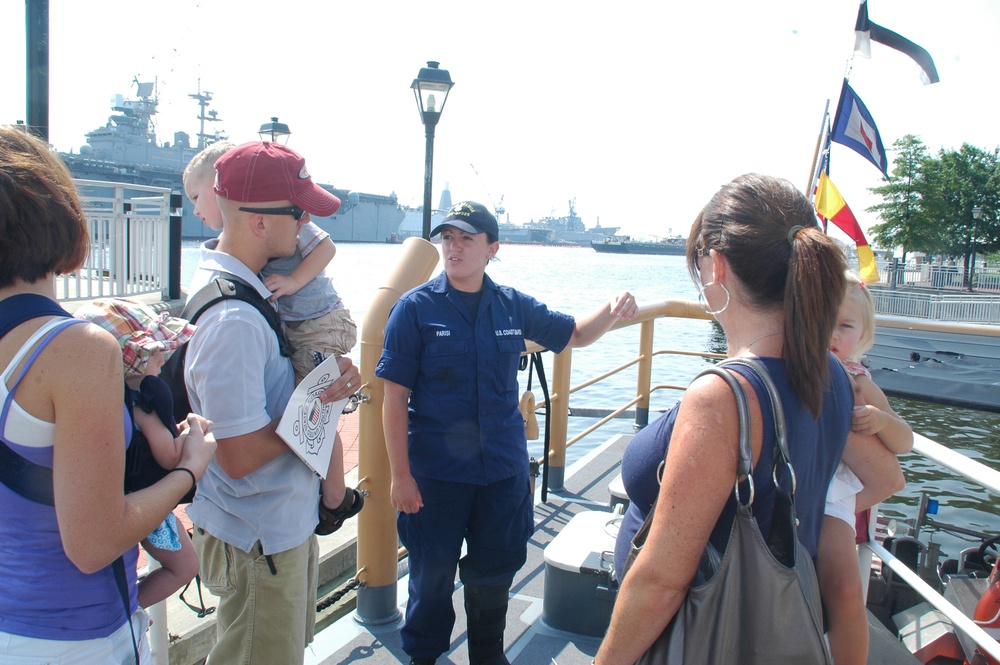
{"left": 355, "top": 237, "right": 439, "bottom": 624}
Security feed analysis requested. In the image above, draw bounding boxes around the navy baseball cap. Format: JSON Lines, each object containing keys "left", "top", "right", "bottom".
{"left": 430, "top": 201, "right": 499, "bottom": 238}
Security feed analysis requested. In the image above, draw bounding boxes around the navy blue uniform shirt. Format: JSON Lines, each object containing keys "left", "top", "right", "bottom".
{"left": 376, "top": 271, "right": 575, "bottom": 485}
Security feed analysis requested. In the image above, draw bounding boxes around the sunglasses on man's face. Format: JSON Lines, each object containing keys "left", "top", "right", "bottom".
{"left": 238, "top": 205, "right": 306, "bottom": 221}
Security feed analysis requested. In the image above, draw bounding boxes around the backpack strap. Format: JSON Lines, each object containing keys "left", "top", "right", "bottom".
{"left": 167, "top": 275, "right": 290, "bottom": 424}
{"left": 0, "top": 316, "right": 83, "bottom": 506}
{"left": 182, "top": 275, "right": 291, "bottom": 357}
{"left": 0, "top": 293, "right": 72, "bottom": 338}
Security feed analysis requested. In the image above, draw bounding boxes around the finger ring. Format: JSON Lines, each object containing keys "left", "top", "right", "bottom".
{"left": 347, "top": 381, "right": 352, "bottom": 389}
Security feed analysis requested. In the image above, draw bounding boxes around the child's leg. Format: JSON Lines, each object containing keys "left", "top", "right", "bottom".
{"left": 817, "top": 515, "right": 869, "bottom": 665}
{"left": 290, "top": 312, "right": 363, "bottom": 534}
{"left": 315, "top": 427, "right": 365, "bottom": 536}
{"left": 138, "top": 526, "right": 199, "bottom": 608}
{"left": 287, "top": 309, "right": 358, "bottom": 385}
{"left": 308, "top": 313, "right": 357, "bottom": 511}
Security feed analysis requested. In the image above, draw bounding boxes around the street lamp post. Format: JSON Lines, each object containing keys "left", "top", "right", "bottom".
{"left": 411, "top": 61, "right": 454, "bottom": 239}
{"left": 970, "top": 205, "right": 984, "bottom": 292}
{"left": 258, "top": 117, "right": 291, "bottom": 144}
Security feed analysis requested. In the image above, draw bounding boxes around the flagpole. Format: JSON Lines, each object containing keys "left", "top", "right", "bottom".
{"left": 805, "top": 99, "right": 831, "bottom": 195}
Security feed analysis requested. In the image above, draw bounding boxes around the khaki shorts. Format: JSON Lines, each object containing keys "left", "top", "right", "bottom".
{"left": 286, "top": 307, "right": 358, "bottom": 383}
{"left": 193, "top": 529, "right": 318, "bottom": 665}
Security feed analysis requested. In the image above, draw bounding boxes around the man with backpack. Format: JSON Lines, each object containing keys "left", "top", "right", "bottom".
{"left": 182, "top": 141, "right": 361, "bottom": 664}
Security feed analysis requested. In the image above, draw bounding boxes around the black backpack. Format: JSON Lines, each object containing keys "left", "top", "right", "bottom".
{"left": 161, "top": 274, "right": 290, "bottom": 424}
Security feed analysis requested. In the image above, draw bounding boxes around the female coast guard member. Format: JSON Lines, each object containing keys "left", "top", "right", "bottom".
{"left": 376, "top": 201, "right": 637, "bottom": 665}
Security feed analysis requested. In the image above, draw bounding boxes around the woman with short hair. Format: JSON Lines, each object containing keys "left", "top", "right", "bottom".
{"left": 0, "top": 125, "right": 216, "bottom": 663}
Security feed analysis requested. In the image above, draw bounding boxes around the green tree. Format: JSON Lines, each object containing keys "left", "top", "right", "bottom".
{"left": 867, "top": 135, "right": 937, "bottom": 261}
{"left": 922, "top": 143, "right": 1000, "bottom": 287}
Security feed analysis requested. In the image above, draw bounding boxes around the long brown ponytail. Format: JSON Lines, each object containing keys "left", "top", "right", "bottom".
{"left": 686, "top": 173, "right": 846, "bottom": 416}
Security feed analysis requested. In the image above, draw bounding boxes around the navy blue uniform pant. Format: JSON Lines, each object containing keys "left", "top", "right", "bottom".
{"left": 398, "top": 472, "right": 533, "bottom": 659}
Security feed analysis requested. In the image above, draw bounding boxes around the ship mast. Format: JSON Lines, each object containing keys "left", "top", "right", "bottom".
{"left": 188, "top": 79, "right": 225, "bottom": 150}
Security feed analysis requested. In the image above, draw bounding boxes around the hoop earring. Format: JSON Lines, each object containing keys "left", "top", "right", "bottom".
{"left": 697, "top": 281, "right": 730, "bottom": 316}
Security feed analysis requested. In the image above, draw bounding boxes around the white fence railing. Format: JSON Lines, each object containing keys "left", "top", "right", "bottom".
{"left": 871, "top": 289, "right": 1000, "bottom": 323}
{"left": 57, "top": 180, "right": 174, "bottom": 302}
{"left": 866, "top": 258, "right": 1000, "bottom": 324}
{"left": 874, "top": 259, "right": 1000, "bottom": 293}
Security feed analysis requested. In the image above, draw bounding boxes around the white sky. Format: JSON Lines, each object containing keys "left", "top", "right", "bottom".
{"left": 3, "top": 1, "right": 998, "bottom": 243}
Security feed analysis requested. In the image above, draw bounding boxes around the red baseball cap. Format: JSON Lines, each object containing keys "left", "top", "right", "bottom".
{"left": 214, "top": 142, "right": 341, "bottom": 216}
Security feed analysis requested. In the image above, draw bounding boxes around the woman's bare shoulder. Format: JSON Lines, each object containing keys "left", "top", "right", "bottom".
{"left": 44, "top": 320, "right": 122, "bottom": 381}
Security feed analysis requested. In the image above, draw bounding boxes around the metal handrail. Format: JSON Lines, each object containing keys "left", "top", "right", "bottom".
{"left": 866, "top": 539, "right": 1000, "bottom": 662}
{"left": 851, "top": 432, "right": 1000, "bottom": 660}
{"left": 912, "top": 434, "right": 1000, "bottom": 495}
{"left": 528, "top": 304, "right": 1000, "bottom": 661}
{"left": 523, "top": 299, "right": 715, "bottom": 489}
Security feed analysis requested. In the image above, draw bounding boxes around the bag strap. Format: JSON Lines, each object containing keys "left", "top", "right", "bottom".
{"left": 696, "top": 364, "right": 755, "bottom": 504}
{"left": 720, "top": 357, "right": 797, "bottom": 495}
{"left": 532, "top": 352, "right": 553, "bottom": 502}
{"left": 632, "top": 364, "right": 754, "bottom": 567}
{"left": 673, "top": 359, "right": 797, "bottom": 506}
{"left": 112, "top": 556, "right": 141, "bottom": 664}
{"left": 182, "top": 275, "right": 291, "bottom": 357}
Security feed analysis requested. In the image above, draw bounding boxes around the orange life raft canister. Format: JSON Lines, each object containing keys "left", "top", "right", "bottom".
{"left": 967, "top": 558, "right": 1000, "bottom": 665}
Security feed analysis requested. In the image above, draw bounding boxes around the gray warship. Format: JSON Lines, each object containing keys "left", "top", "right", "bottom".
{"left": 497, "top": 199, "right": 619, "bottom": 246}
{"left": 59, "top": 81, "right": 404, "bottom": 242}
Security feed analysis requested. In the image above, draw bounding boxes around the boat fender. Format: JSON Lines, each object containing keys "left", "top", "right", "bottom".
{"left": 966, "top": 556, "right": 1000, "bottom": 665}
{"left": 519, "top": 390, "right": 539, "bottom": 440}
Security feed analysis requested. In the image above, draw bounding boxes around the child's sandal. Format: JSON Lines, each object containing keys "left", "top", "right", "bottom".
{"left": 315, "top": 488, "right": 365, "bottom": 535}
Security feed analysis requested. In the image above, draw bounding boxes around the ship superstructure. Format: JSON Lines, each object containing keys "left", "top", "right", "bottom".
{"left": 497, "top": 199, "right": 620, "bottom": 246}
{"left": 60, "top": 80, "right": 404, "bottom": 242}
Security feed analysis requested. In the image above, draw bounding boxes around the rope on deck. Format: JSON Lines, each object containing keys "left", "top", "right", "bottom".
{"left": 317, "top": 578, "right": 361, "bottom": 612}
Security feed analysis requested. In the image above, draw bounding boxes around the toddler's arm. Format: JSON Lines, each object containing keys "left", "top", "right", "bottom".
{"left": 133, "top": 408, "right": 184, "bottom": 469}
{"left": 130, "top": 365, "right": 193, "bottom": 470}
{"left": 842, "top": 431, "right": 904, "bottom": 511}
{"left": 841, "top": 375, "right": 905, "bottom": 510}
{"left": 852, "top": 373, "right": 913, "bottom": 454}
{"left": 264, "top": 236, "right": 336, "bottom": 300}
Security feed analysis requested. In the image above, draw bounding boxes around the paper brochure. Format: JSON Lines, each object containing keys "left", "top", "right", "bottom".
{"left": 276, "top": 355, "right": 350, "bottom": 478}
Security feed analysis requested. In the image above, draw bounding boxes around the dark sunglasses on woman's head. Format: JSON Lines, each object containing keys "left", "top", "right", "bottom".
{"left": 238, "top": 205, "right": 306, "bottom": 221}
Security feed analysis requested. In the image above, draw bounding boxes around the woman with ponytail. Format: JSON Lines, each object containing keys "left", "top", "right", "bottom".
{"left": 597, "top": 174, "right": 855, "bottom": 664}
